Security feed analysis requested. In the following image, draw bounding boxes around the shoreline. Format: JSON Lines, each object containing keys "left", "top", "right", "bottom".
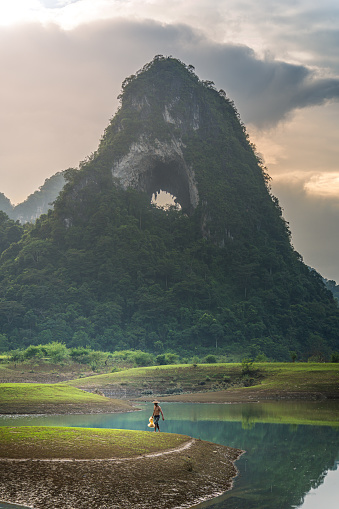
{"left": 0, "top": 439, "right": 243, "bottom": 509}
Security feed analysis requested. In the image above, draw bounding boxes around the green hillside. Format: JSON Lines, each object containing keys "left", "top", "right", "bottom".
{"left": 66, "top": 362, "right": 339, "bottom": 398}
{"left": 0, "top": 56, "right": 338, "bottom": 360}
{"left": 0, "top": 383, "right": 134, "bottom": 414}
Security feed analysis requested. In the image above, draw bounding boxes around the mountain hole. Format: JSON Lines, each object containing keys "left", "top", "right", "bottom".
{"left": 152, "top": 190, "right": 181, "bottom": 210}
{"left": 141, "top": 160, "right": 192, "bottom": 214}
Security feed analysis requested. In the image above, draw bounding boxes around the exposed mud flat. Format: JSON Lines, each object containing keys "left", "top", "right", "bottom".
{"left": 146, "top": 387, "right": 338, "bottom": 403}
{"left": 0, "top": 399, "right": 136, "bottom": 415}
{"left": 0, "top": 439, "right": 243, "bottom": 509}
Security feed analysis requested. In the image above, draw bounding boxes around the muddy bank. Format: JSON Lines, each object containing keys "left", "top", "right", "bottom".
{"left": 146, "top": 387, "right": 337, "bottom": 403}
{"left": 0, "top": 439, "right": 243, "bottom": 509}
{"left": 0, "top": 399, "right": 136, "bottom": 416}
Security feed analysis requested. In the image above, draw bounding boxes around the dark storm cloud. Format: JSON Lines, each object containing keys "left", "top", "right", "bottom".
{"left": 1, "top": 18, "right": 338, "bottom": 129}
{"left": 182, "top": 43, "right": 339, "bottom": 126}
{"left": 67, "top": 18, "right": 339, "bottom": 126}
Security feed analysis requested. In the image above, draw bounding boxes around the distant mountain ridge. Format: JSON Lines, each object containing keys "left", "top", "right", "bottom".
{"left": 0, "top": 172, "right": 66, "bottom": 224}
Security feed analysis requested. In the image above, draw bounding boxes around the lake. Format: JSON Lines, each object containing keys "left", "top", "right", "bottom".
{"left": 1, "top": 401, "right": 338, "bottom": 508}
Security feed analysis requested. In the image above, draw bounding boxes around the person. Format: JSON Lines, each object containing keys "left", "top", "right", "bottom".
{"left": 152, "top": 400, "right": 164, "bottom": 432}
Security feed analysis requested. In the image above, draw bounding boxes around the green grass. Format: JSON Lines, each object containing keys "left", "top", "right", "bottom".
{"left": 245, "top": 362, "right": 339, "bottom": 393}
{"left": 66, "top": 363, "right": 242, "bottom": 389}
{"left": 0, "top": 426, "right": 190, "bottom": 459}
{"left": 0, "top": 383, "right": 111, "bottom": 404}
{"left": 66, "top": 362, "right": 339, "bottom": 396}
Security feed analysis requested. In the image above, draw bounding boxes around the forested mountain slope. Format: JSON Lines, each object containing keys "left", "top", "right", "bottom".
{"left": 0, "top": 56, "right": 338, "bottom": 360}
{"left": 0, "top": 172, "right": 65, "bottom": 224}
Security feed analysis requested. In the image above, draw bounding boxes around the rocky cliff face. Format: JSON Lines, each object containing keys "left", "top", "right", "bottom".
{"left": 111, "top": 136, "right": 199, "bottom": 213}
{"left": 103, "top": 60, "right": 205, "bottom": 214}
{"left": 92, "top": 55, "right": 275, "bottom": 246}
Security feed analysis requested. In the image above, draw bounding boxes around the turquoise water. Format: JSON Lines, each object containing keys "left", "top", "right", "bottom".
{"left": 1, "top": 402, "right": 338, "bottom": 508}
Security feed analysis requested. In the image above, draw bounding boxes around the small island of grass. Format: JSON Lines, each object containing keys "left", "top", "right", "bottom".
{"left": 0, "top": 426, "right": 243, "bottom": 509}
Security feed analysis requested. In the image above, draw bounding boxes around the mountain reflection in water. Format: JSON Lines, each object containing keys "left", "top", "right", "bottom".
{"left": 0, "top": 401, "right": 338, "bottom": 509}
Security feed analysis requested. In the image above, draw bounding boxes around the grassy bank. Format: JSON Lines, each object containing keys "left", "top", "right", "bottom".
{"left": 0, "top": 426, "right": 189, "bottom": 459}
{"left": 0, "top": 383, "right": 134, "bottom": 414}
{"left": 66, "top": 362, "right": 339, "bottom": 400}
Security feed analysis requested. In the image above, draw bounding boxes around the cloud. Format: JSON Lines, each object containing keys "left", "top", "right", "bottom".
{"left": 272, "top": 178, "right": 339, "bottom": 281}
{"left": 249, "top": 102, "right": 339, "bottom": 180}
{"left": 1, "top": 18, "right": 338, "bottom": 125}
{"left": 184, "top": 44, "right": 339, "bottom": 126}
{"left": 304, "top": 173, "right": 339, "bottom": 197}
{"left": 0, "top": 18, "right": 338, "bottom": 195}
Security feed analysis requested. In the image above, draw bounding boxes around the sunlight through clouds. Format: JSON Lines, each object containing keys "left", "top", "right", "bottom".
{"left": 304, "top": 173, "right": 339, "bottom": 197}
{"left": 0, "top": 0, "right": 42, "bottom": 25}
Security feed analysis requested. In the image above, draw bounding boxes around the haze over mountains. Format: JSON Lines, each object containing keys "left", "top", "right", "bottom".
{"left": 0, "top": 56, "right": 338, "bottom": 360}
{"left": 0, "top": 172, "right": 65, "bottom": 224}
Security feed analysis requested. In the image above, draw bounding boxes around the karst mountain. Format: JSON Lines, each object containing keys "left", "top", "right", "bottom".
{"left": 0, "top": 55, "right": 338, "bottom": 360}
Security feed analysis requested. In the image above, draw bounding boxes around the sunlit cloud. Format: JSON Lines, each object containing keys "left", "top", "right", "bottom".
{"left": 304, "top": 173, "right": 339, "bottom": 197}
{"left": 0, "top": 0, "right": 42, "bottom": 25}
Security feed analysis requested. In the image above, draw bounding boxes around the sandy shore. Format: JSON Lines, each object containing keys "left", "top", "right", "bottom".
{"left": 0, "top": 439, "right": 243, "bottom": 509}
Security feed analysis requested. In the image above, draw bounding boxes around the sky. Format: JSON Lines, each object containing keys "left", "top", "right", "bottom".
{"left": 0, "top": 0, "right": 339, "bottom": 280}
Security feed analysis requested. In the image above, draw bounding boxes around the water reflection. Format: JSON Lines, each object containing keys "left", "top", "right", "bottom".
{"left": 300, "top": 465, "right": 339, "bottom": 508}
{"left": 1, "top": 402, "right": 338, "bottom": 509}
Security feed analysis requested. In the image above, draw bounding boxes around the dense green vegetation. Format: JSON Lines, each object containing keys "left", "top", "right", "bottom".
{"left": 0, "top": 426, "right": 189, "bottom": 459}
{"left": 3, "top": 342, "right": 181, "bottom": 372}
{"left": 324, "top": 278, "right": 339, "bottom": 301}
{"left": 0, "top": 56, "right": 338, "bottom": 360}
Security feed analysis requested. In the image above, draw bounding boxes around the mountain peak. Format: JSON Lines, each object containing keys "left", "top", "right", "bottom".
{"left": 1, "top": 56, "right": 338, "bottom": 360}
{"left": 95, "top": 55, "right": 255, "bottom": 219}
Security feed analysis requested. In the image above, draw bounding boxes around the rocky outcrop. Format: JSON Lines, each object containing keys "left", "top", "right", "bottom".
{"left": 111, "top": 135, "right": 199, "bottom": 213}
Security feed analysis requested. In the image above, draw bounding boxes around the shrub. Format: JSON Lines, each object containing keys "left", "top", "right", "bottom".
{"left": 110, "top": 349, "right": 154, "bottom": 367}
{"left": 165, "top": 353, "right": 179, "bottom": 364}
{"left": 44, "top": 342, "right": 69, "bottom": 363}
{"left": 204, "top": 355, "right": 217, "bottom": 363}
{"left": 156, "top": 354, "right": 166, "bottom": 365}
{"left": 133, "top": 351, "right": 154, "bottom": 367}
{"left": 70, "top": 347, "right": 92, "bottom": 364}
{"left": 241, "top": 358, "right": 254, "bottom": 376}
{"left": 9, "top": 349, "right": 24, "bottom": 362}
{"left": 156, "top": 353, "right": 179, "bottom": 365}
{"left": 289, "top": 351, "right": 298, "bottom": 363}
{"left": 330, "top": 352, "right": 339, "bottom": 363}
{"left": 255, "top": 353, "right": 268, "bottom": 362}
{"left": 24, "top": 345, "right": 46, "bottom": 359}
